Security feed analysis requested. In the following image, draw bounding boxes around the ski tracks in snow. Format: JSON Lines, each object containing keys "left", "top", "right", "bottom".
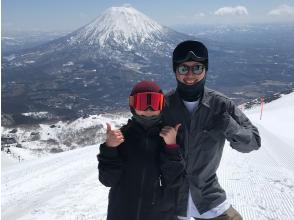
{"left": 2, "top": 145, "right": 109, "bottom": 220}
{"left": 218, "top": 123, "right": 294, "bottom": 220}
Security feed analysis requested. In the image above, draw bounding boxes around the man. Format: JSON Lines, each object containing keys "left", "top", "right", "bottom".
{"left": 162, "top": 40, "right": 261, "bottom": 220}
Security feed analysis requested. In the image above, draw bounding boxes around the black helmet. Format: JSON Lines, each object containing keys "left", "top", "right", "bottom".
{"left": 173, "top": 40, "right": 208, "bottom": 72}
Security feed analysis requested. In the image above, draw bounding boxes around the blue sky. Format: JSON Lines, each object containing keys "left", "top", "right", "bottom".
{"left": 2, "top": 0, "right": 294, "bottom": 32}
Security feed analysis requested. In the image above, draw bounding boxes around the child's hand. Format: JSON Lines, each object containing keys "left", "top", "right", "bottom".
{"left": 105, "top": 123, "right": 125, "bottom": 147}
{"left": 160, "top": 124, "right": 181, "bottom": 145}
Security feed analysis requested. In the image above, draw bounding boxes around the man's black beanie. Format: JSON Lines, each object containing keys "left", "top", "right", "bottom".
{"left": 172, "top": 40, "right": 208, "bottom": 72}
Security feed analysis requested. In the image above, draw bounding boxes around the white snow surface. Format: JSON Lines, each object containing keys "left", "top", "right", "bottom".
{"left": 1, "top": 113, "right": 130, "bottom": 154}
{"left": 68, "top": 6, "right": 166, "bottom": 47}
{"left": 2, "top": 93, "right": 294, "bottom": 220}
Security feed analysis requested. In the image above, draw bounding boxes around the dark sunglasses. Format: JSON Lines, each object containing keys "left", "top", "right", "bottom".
{"left": 176, "top": 64, "right": 205, "bottom": 75}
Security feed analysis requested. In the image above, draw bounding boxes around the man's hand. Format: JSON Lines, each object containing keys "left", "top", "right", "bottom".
{"left": 160, "top": 124, "right": 181, "bottom": 145}
{"left": 105, "top": 123, "right": 125, "bottom": 147}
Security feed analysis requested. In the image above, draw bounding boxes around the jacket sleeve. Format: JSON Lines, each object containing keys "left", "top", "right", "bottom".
{"left": 97, "top": 143, "right": 123, "bottom": 187}
{"left": 225, "top": 100, "right": 261, "bottom": 153}
{"left": 160, "top": 145, "right": 185, "bottom": 188}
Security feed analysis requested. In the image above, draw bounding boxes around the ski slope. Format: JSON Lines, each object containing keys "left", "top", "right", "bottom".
{"left": 2, "top": 93, "right": 294, "bottom": 220}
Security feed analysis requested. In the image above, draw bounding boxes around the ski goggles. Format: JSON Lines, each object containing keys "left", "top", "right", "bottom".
{"left": 176, "top": 63, "right": 205, "bottom": 75}
{"left": 129, "top": 92, "right": 164, "bottom": 111}
{"left": 174, "top": 50, "right": 207, "bottom": 64}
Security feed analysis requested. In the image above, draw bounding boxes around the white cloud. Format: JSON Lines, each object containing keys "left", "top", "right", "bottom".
{"left": 194, "top": 12, "right": 205, "bottom": 17}
{"left": 268, "top": 4, "right": 294, "bottom": 16}
{"left": 214, "top": 6, "right": 248, "bottom": 16}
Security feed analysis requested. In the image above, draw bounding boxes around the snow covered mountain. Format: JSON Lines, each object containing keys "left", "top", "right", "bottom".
{"left": 30, "top": 6, "right": 185, "bottom": 61}
{"left": 2, "top": 92, "right": 294, "bottom": 220}
{"left": 2, "top": 6, "right": 188, "bottom": 123}
{"left": 2, "top": 6, "right": 294, "bottom": 126}
{"left": 68, "top": 6, "right": 168, "bottom": 48}
{"left": 1, "top": 30, "right": 69, "bottom": 53}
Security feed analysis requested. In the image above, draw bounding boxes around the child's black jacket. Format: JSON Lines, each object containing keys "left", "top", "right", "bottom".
{"left": 97, "top": 119, "right": 185, "bottom": 220}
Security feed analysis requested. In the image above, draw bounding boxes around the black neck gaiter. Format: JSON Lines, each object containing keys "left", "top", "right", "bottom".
{"left": 132, "top": 114, "right": 162, "bottom": 130}
{"left": 176, "top": 77, "right": 205, "bottom": 101}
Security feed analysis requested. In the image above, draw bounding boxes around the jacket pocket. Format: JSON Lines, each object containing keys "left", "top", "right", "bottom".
{"left": 199, "top": 130, "right": 218, "bottom": 152}
{"left": 152, "top": 176, "right": 176, "bottom": 211}
{"left": 157, "top": 187, "right": 177, "bottom": 212}
{"left": 151, "top": 177, "right": 162, "bottom": 206}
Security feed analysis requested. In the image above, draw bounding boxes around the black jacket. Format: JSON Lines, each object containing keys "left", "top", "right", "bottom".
{"left": 97, "top": 119, "right": 185, "bottom": 220}
{"left": 162, "top": 87, "right": 261, "bottom": 216}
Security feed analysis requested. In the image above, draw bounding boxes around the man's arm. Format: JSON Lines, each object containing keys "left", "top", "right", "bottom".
{"left": 224, "top": 99, "right": 261, "bottom": 153}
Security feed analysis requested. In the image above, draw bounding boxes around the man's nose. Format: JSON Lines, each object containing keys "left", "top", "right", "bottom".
{"left": 185, "top": 69, "right": 194, "bottom": 77}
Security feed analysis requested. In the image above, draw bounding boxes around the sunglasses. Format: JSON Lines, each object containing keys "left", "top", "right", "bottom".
{"left": 129, "top": 92, "right": 164, "bottom": 111}
{"left": 176, "top": 64, "right": 205, "bottom": 75}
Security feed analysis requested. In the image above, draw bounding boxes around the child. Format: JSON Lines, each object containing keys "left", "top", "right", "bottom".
{"left": 97, "top": 80, "right": 184, "bottom": 220}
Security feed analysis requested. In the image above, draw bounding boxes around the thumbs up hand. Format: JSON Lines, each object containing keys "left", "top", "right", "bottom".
{"left": 160, "top": 124, "right": 181, "bottom": 145}
{"left": 105, "top": 123, "right": 125, "bottom": 148}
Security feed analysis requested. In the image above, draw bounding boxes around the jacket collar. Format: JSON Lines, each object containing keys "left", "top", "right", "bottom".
{"left": 174, "top": 87, "right": 211, "bottom": 109}
{"left": 199, "top": 87, "right": 212, "bottom": 108}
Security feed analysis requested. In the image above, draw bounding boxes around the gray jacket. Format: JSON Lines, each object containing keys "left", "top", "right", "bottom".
{"left": 162, "top": 87, "right": 261, "bottom": 216}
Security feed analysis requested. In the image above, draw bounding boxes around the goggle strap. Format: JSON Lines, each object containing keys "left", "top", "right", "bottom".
{"left": 129, "top": 96, "right": 134, "bottom": 107}
{"left": 160, "top": 95, "right": 164, "bottom": 110}
{"left": 175, "top": 51, "right": 207, "bottom": 64}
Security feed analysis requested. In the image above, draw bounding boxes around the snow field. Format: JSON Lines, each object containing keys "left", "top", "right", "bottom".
{"left": 2, "top": 93, "right": 294, "bottom": 219}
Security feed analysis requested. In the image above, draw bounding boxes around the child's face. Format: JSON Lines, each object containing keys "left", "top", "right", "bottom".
{"left": 135, "top": 109, "right": 161, "bottom": 117}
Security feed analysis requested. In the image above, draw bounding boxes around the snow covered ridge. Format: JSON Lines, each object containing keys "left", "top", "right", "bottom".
{"left": 2, "top": 90, "right": 293, "bottom": 158}
{"left": 21, "top": 111, "right": 51, "bottom": 119}
{"left": 67, "top": 6, "right": 168, "bottom": 47}
{"left": 1, "top": 112, "right": 130, "bottom": 156}
{"left": 239, "top": 88, "right": 294, "bottom": 110}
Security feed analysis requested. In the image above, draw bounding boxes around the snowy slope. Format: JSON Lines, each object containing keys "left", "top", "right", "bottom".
{"left": 2, "top": 145, "right": 107, "bottom": 220}
{"left": 1, "top": 113, "right": 130, "bottom": 156}
{"left": 2, "top": 93, "right": 294, "bottom": 220}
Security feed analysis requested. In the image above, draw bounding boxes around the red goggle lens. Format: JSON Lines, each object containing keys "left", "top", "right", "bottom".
{"left": 129, "top": 92, "right": 164, "bottom": 111}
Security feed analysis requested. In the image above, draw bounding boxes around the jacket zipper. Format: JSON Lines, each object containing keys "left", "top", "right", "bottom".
{"left": 186, "top": 105, "right": 201, "bottom": 172}
{"left": 186, "top": 120, "right": 193, "bottom": 170}
{"left": 136, "top": 137, "right": 148, "bottom": 220}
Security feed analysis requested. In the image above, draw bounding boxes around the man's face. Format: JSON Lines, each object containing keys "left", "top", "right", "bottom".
{"left": 175, "top": 61, "right": 206, "bottom": 86}
{"left": 135, "top": 109, "right": 161, "bottom": 117}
